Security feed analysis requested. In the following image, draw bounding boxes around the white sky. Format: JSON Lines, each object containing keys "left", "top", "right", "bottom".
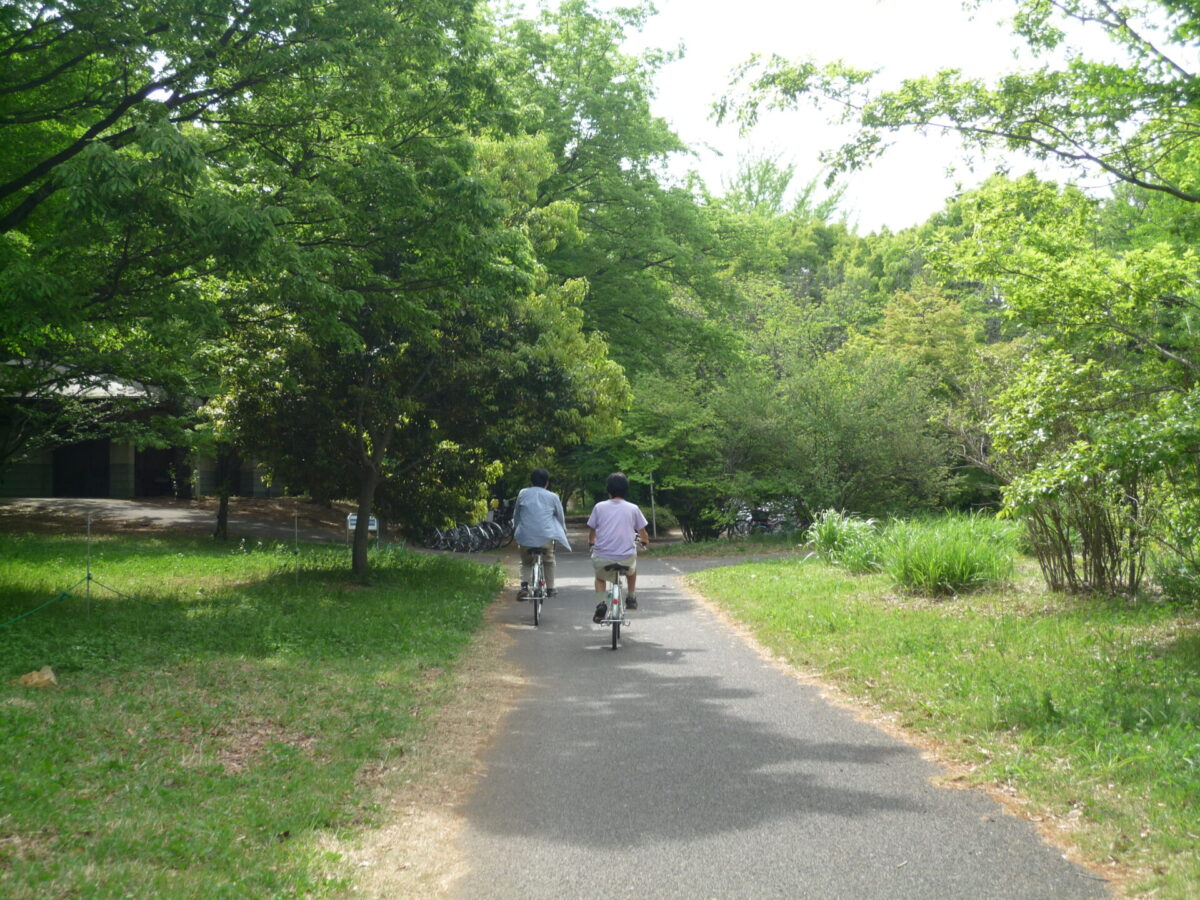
{"left": 525, "top": 0, "right": 1102, "bottom": 233}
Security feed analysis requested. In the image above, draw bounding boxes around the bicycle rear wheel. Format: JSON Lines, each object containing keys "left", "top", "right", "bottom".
{"left": 611, "top": 620, "right": 619, "bottom": 649}
{"left": 532, "top": 558, "right": 544, "bottom": 626}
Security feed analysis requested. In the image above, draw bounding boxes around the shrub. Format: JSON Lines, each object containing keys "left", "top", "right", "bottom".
{"left": 880, "top": 513, "right": 1017, "bottom": 595}
{"left": 1153, "top": 555, "right": 1200, "bottom": 606}
{"left": 805, "top": 509, "right": 883, "bottom": 573}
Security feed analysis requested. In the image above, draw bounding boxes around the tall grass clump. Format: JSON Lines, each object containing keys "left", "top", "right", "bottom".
{"left": 805, "top": 509, "right": 882, "bottom": 573}
{"left": 880, "top": 513, "right": 1018, "bottom": 595}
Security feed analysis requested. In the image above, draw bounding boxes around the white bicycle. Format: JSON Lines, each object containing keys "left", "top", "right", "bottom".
{"left": 599, "top": 562, "right": 631, "bottom": 650}
{"left": 529, "top": 547, "right": 547, "bottom": 627}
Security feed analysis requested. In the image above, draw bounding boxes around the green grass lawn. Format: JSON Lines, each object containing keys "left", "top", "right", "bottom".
{"left": 0, "top": 533, "right": 503, "bottom": 898}
{"left": 643, "top": 531, "right": 804, "bottom": 558}
{"left": 688, "top": 555, "right": 1200, "bottom": 898}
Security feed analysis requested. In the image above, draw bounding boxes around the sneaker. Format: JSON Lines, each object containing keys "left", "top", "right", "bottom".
{"left": 592, "top": 602, "right": 608, "bottom": 624}
{"left": 517, "top": 583, "right": 529, "bottom": 601}
{"left": 626, "top": 595, "right": 638, "bottom": 611}
{"left": 546, "top": 588, "right": 557, "bottom": 598}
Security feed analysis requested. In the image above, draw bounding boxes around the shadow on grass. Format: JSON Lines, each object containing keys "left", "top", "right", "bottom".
{"left": 0, "top": 534, "right": 503, "bottom": 677}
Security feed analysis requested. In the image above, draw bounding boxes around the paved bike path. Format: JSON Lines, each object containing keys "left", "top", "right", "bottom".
{"left": 452, "top": 552, "right": 1110, "bottom": 899}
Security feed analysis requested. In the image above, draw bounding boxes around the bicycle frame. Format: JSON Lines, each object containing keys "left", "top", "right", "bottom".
{"left": 601, "top": 563, "right": 630, "bottom": 650}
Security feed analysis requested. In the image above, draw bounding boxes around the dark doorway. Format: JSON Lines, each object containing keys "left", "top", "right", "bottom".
{"left": 53, "top": 439, "right": 110, "bottom": 497}
{"left": 135, "top": 447, "right": 176, "bottom": 497}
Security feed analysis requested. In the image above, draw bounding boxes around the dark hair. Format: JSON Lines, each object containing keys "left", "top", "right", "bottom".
{"left": 605, "top": 471, "right": 629, "bottom": 498}
{"left": 530, "top": 467, "right": 550, "bottom": 487}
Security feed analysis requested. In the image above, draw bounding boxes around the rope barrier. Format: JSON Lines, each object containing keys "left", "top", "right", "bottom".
{"left": 0, "top": 580, "right": 84, "bottom": 629}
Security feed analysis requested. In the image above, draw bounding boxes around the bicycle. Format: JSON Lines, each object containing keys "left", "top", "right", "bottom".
{"left": 599, "top": 562, "right": 631, "bottom": 650}
{"left": 528, "top": 546, "right": 548, "bottom": 627}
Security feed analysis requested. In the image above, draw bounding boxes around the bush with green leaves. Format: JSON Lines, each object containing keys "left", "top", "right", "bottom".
{"left": 880, "top": 513, "right": 1018, "bottom": 596}
{"left": 805, "top": 509, "right": 883, "bottom": 573}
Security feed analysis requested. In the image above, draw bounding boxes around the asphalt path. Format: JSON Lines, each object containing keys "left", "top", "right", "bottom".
{"left": 452, "top": 549, "right": 1110, "bottom": 899}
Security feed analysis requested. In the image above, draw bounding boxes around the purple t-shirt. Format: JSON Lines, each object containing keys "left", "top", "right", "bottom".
{"left": 587, "top": 499, "right": 648, "bottom": 560}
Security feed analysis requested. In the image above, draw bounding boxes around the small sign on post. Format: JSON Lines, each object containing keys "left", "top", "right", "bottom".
{"left": 346, "top": 514, "right": 379, "bottom": 545}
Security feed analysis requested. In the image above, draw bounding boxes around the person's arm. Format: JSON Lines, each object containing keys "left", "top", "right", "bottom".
{"left": 588, "top": 526, "right": 597, "bottom": 548}
{"left": 637, "top": 526, "right": 649, "bottom": 549}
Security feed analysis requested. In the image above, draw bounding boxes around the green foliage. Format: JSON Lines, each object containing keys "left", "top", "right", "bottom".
{"left": 717, "top": 0, "right": 1200, "bottom": 599}
{"left": 806, "top": 510, "right": 1018, "bottom": 593}
{"left": 939, "top": 174, "right": 1199, "bottom": 596}
{"left": 0, "top": 533, "right": 503, "bottom": 896}
{"left": 778, "top": 347, "right": 953, "bottom": 515}
{"left": 879, "top": 513, "right": 1018, "bottom": 595}
{"left": 0, "top": 1, "right": 404, "bottom": 466}
{"left": 954, "top": 173, "right": 1200, "bottom": 595}
{"left": 198, "top": 10, "right": 633, "bottom": 572}
{"left": 493, "top": 0, "right": 724, "bottom": 374}
{"left": 805, "top": 508, "right": 882, "bottom": 573}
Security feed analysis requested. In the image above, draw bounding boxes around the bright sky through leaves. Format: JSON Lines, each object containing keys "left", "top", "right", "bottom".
{"left": 529, "top": 0, "right": 1102, "bottom": 232}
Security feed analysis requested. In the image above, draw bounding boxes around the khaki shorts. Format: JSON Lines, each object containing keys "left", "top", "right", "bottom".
{"left": 592, "top": 554, "right": 637, "bottom": 583}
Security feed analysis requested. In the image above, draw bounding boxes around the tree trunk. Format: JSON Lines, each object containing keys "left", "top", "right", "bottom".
{"left": 211, "top": 443, "right": 240, "bottom": 541}
{"left": 214, "top": 493, "right": 230, "bottom": 541}
{"left": 352, "top": 467, "right": 380, "bottom": 579}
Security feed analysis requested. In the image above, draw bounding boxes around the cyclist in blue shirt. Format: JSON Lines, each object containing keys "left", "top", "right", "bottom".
{"left": 513, "top": 468, "right": 572, "bottom": 600}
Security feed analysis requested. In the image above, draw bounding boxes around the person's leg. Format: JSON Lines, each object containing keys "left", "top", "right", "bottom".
{"left": 592, "top": 558, "right": 612, "bottom": 622}
{"left": 544, "top": 542, "right": 557, "bottom": 592}
{"left": 625, "top": 559, "right": 639, "bottom": 609}
{"left": 518, "top": 546, "right": 535, "bottom": 598}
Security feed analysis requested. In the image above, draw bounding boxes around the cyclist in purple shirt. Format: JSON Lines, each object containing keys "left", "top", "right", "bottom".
{"left": 587, "top": 472, "right": 650, "bottom": 623}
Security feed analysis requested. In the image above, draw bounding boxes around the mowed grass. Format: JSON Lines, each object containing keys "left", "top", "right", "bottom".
{"left": 643, "top": 531, "right": 802, "bottom": 559}
{"left": 0, "top": 533, "right": 503, "bottom": 898}
{"left": 689, "top": 556, "right": 1200, "bottom": 898}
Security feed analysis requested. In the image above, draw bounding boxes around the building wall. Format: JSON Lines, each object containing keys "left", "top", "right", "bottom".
{"left": 3, "top": 443, "right": 277, "bottom": 499}
{"left": 0, "top": 450, "right": 52, "bottom": 497}
{"left": 110, "top": 443, "right": 135, "bottom": 498}
{"left": 193, "top": 457, "right": 276, "bottom": 498}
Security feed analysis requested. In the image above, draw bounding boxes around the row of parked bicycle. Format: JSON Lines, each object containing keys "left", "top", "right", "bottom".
{"left": 422, "top": 496, "right": 516, "bottom": 554}
{"left": 724, "top": 502, "right": 804, "bottom": 537}
{"left": 423, "top": 515, "right": 516, "bottom": 552}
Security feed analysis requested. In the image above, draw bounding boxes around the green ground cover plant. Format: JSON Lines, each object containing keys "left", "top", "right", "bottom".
{"left": 0, "top": 533, "right": 503, "bottom": 898}
{"left": 688, "top": 556, "right": 1200, "bottom": 898}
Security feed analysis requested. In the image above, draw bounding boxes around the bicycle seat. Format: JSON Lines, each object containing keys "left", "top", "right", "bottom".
{"left": 603, "top": 563, "right": 631, "bottom": 573}
{"left": 529, "top": 547, "right": 547, "bottom": 555}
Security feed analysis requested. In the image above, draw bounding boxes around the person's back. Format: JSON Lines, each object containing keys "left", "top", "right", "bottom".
{"left": 588, "top": 497, "right": 644, "bottom": 560}
{"left": 513, "top": 468, "right": 571, "bottom": 599}
{"left": 587, "top": 472, "right": 649, "bottom": 622}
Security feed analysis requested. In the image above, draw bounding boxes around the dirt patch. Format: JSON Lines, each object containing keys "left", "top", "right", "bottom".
{"left": 322, "top": 600, "right": 523, "bottom": 897}
{"left": 171, "top": 719, "right": 318, "bottom": 774}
